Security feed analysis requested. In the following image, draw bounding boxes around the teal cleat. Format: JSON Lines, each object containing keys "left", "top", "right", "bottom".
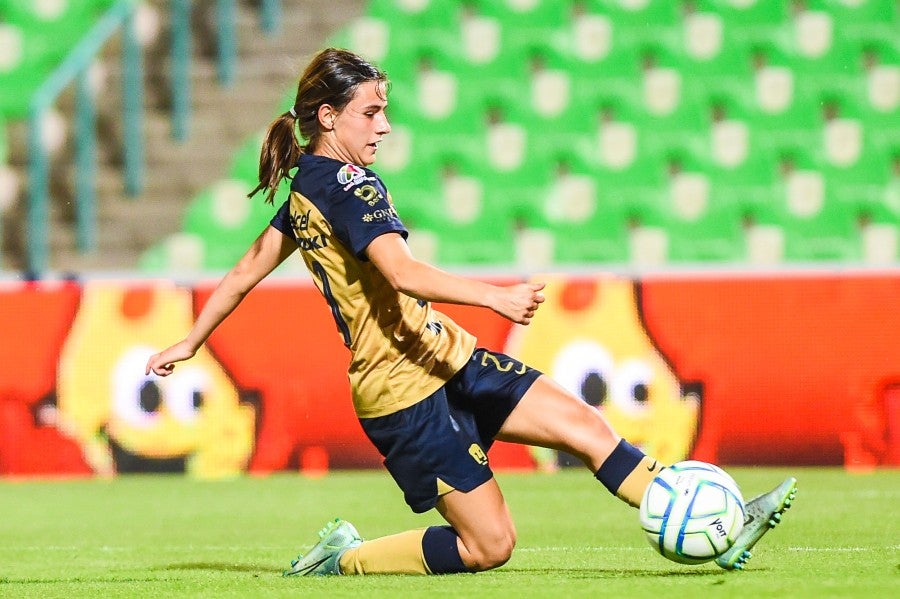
{"left": 283, "top": 518, "right": 362, "bottom": 576}
{"left": 716, "top": 477, "right": 798, "bottom": 570}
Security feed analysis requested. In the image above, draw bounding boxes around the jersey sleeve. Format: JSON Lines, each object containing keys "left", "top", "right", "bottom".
{"left": 269, "top": 200, "right": 294, "bottom": 239}
{"left": 329, "top": 177, "right": 408, "bottom": 260}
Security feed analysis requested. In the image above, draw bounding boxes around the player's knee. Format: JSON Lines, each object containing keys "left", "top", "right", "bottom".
{"left": 467, "top": 528, "right": 516, "bottom": 571}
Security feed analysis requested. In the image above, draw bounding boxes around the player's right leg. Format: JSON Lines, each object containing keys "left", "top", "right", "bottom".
{"left": 283, "top": 517, "right": 362, "bottom": 576}
{"left": 283, "top": 382, "right": 513, "bottom": 576}
{"left": 434, "top": 477, "right": 517, "bottom": 572}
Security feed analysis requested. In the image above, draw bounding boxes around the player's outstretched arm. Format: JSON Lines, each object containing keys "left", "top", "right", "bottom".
{"left": 366, "top": 233, "right": 545, "bottom": 325}
{"left": 145, "top": 225, "right": 296, "bottom": 376}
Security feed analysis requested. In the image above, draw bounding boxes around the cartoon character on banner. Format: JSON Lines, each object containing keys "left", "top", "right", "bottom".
{"left": 45, "top": 284, "right": 258, "bottom": 478}
{"left": 506, "top": 276, "right": 700, "bottom": 470}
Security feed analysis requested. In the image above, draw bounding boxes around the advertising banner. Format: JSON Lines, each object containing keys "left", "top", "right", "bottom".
{"left": 1, "top": 272, "right": 898, "bottom": 477}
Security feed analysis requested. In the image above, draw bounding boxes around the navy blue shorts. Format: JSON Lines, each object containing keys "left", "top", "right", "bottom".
{"left": 359, "top": 348, "right": 542, "bottom": 513}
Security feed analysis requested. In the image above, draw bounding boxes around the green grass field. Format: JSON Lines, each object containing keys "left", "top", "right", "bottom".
{"left": 1, "top": 467, "right": 896, "bottom": 598}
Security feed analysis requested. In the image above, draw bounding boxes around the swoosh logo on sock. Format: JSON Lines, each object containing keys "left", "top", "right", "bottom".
{"left": 647, "top": 460, "right": 658, "bottom": 472}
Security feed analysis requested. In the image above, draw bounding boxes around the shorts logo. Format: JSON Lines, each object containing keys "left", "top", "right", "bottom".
{"left": 468, "top": 443, "right": 488, "bottom": 466}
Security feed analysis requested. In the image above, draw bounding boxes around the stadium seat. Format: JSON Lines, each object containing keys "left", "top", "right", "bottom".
{"left": 634, "top": 41, "right": 698, "bottom": 123}
{"left": 637, "top": 145, "right": 746, "bottom": 262}
{"left": 538, "top": 165, "right": 631, "bottom": 264}
{"left": 410, "top": 152, "right": 517, "bottom": 266}
{"left": 0, "top": 25, "right": 61, "bottom": 118}
{"left": 365, "top": 0, "right": 462, "bottom": 33}
{"left": 691, "top": 0, "right": 792, "bottom": 47}
{"left": 752, "top": 146, "right": 864, "bottom": 261}
{"left": 580, "top": 0, "right": 683, "bottom": 48}
{"left": 682, "top": 41, "right": 755, "bottom": 106}
{"left": 379, "top": 155, "right": 442, "bottom": 231}
{"left": 228, "top": 131, "right": 265, "bottom": 185}
{"left": 803, "top": 0, "right": 898, "bottom": 45}
{"left": 181, "top": 179, "right": 281, "bottom": 268}
{"left": 0, "top": 0, "right": 105, "bottom": 62}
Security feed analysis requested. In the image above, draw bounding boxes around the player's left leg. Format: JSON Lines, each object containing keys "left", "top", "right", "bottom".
{"left": 497, "top": 374, "right": 798, "bottom": 570}
{"left": 715, "top": 477, "right": 798, "bottom": 570}
{"left": 496, "top": 374, "right": 663, "bottom": 507}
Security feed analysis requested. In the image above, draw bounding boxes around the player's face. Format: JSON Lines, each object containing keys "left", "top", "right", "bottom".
{"left": 330, "top": 80, "right": 391, "bottom": 167}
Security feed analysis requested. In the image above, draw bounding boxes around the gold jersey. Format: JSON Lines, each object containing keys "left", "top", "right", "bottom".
{"left": 270, "top": 154, "right": 476, "bottom": 418}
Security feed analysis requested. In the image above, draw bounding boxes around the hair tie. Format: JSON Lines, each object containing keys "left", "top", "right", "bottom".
{"left": 289, "top": 106, "right": 297, "bottom": 118}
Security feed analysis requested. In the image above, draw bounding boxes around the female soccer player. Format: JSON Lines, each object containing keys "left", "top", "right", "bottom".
{"left": 145, "top": 48, "right": 795, "bottom": 575}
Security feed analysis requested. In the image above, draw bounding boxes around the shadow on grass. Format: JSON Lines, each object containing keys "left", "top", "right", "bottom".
{"left": 153, "top": 562, "right": 273, "bottom": 574}
{"left": 0, "top": 577, "right": 159, "bottom": 585}
{"left": 499, "top": 567, "right": 743, "bottom": 579}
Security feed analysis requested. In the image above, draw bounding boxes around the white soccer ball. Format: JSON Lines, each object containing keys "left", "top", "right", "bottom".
{"left": 639, "top": 460, "right": 745, "bottom": 564}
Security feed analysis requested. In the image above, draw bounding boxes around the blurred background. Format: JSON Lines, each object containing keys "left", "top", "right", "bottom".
{"left": 0, "top": 0, "right": 896, "bottom": 276}
{"left": 1, "top": 1, "right": 899, "bottom": 477}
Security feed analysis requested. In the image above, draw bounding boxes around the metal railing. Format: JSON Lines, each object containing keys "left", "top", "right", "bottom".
{"left": 26, "top": 0, "right": 141, "bottom": 275}
{"left": 23, "top": 0, "right": 283, "bottom": 275}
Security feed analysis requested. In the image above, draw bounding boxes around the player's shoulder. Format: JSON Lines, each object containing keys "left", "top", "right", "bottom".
{"left": 297, "top": 155, "right": 386, "bottom": 199}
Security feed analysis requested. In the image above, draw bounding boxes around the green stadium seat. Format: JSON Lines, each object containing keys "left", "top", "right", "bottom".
{"left": 228, "top": 131, "right": 264, "bottom": 185}
{"left": 803, "top": 0, "right": 898, "bottom": 44}
{"left": 410, "top": 151, "right": 517, "bottom": 266}
{"left": 540, "top": 164, "right": 631, "bottom": 264}
{"left": 691, "top": 0, "right": 792, "bottom": 47}
{"left": 779, "top": 205, "right": 863, "bottom": 262}
{"left": 682, "top": 42, "right": 755, "bottom": 105}
{"left": 710, "top": 149, "right": 780, "bottom": 223}
{"left": 137, "top": 240, "right": 168, "bottom": 272}
{"left": 0, "top": 25, "right": 62, "bottom": 117}
{"left": 824, "top": 142, "right": 893, "bottom": 221}
{"left": 182, "top": 180, "right": 281, "bottom": 265}
{"left": 747, "top": 94, "right": 821, "bottom": 158}
{"left": 365, "top": 0, "right": 463, "bottom": 67}
{"left": 580, "top": 0, "right": 683, "bottom": 48}
{"left": 496, "top": 148, "right": 628, "bottom": 266}
{"left": 365, "top": 0, "right": 462, "bottom": 32}
{"left": 138, "top": 233, "right": 206, "bottom": 272}
{"left": 378, "top": 156, "right": 442, "bottom": 231}
{"left": 468, "top": 0, "right": 571, "bottom": 53}
{"left": 633, "top": 145, "right": 746, "bottom": 262}
{"left": 749, "top": 145, "right": 863, "bottom": 261}
{"left": 557, "top": 9, "right": 648, "bottom": 105}
{"left": 0, "top": 0, "right": 102, "bottom": 62}
{"left": 597, "top": 149, "right": 668, "bottom": 227}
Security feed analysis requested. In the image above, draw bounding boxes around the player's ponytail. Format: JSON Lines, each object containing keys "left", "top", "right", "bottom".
{"left": 250, "top": 109, "right": 301, "bottom": 204}
{"left": 250, "top": 48, "right": 387, "bottom": 205}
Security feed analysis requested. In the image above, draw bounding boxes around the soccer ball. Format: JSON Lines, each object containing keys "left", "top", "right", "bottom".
{"left": 639, "top": 460, "right": 745, "bottom": 564}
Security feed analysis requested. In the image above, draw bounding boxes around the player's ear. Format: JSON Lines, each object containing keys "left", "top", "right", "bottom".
{"left": 317, "top": 104, "right": 337, "bottom": 131}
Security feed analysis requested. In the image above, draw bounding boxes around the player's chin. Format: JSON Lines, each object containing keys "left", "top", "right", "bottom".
{"left": 362, "top": 145, "right": 379, "bottom": 165}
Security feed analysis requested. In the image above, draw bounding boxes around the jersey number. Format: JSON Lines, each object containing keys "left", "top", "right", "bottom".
{"left": 311, "top": 261, "right": 351, "bottom": 347}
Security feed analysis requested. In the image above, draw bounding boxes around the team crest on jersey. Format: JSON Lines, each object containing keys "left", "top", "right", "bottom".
{"left": 337, "top": 164, "right": 366, "bottom": 186}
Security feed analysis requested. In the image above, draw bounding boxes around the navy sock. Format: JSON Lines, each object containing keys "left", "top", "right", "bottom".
{"left": 422, "top": 526, "right": 470, "bottom": 574}
{"left": 594, "top": 438, "right": 645, "bottom": 495}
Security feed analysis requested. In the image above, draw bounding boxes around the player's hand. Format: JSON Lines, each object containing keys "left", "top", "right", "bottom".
{"left": 492, "top": 282, "right": 546, "bottom": 325}
{"left": 145, "top": 341, "right": 197, "bottom": 377}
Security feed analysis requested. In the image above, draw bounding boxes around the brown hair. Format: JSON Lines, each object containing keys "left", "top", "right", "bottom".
{"left": 249, "top": 48, "right": 388, "bottom": 204}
